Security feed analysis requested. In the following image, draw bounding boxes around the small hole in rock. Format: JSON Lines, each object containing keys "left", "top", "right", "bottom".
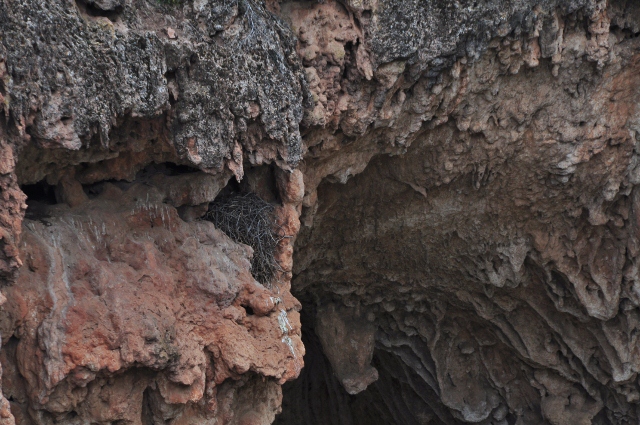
{"left": 75, "top": 0, "right": 123, "bottom": 21}
{"left": 21, "top": 180, "right": 58, "bottom": 206}
{"left": 21, "top": 180, "right": 58, "bottom": 221}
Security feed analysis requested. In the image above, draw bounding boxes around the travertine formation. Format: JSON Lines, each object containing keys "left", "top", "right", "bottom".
{"left": 0, "top": 0, "right": 639, "bottom": 423}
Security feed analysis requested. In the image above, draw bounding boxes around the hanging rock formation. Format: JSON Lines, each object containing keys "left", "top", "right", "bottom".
{"left": 282, "top": 0, "right": 640, "bottom": 423}
{"left": 0, "top": 0, "right": 639, "bottom": 423}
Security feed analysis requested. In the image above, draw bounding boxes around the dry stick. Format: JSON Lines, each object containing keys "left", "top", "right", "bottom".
{"left": 204, "top": 193, "right": 284, "bottom": 287}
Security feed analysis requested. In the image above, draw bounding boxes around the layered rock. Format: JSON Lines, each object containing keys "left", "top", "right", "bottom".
{"left": 281, "top": 0, "right": 640, "bottom": 424}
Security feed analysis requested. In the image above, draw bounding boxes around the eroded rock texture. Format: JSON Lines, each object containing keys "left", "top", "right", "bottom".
{"left": 0, "top": 0, "right": 307, "bottom": 422}
{"left": 282, "top": 0, "right": 640, "bottom": 424}
{"left": 1, "top": 0, "right": 640, "bottom": 423}
{"left": 2, "top": 181, "right": 304, "bottom": 424}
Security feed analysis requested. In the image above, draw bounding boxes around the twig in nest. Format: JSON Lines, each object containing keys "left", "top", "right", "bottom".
{"left": 204, "top": 192, "right": 282, "bottom": 287}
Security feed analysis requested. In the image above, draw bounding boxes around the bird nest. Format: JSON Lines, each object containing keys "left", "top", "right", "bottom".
{"left": 204, "top": 192, "right": 282, "bottom": 287}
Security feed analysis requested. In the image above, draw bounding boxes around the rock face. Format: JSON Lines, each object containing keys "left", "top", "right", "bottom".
{"left": 1, "top": 0, "right": 640, "bottom": 423}
{"left": 281, "top": 0, "right": 640, "bottom": 424}
{"left": 2, "top": 182, "right": 303, "bottom": 424}
{"left": 0, "top": 0, "right": 307, "bottom": 422}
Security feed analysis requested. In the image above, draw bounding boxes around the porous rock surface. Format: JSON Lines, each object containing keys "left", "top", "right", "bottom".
{"left": 0, "top": 0, "right": 307, "bottom": 422}
{"left": 282, "top": 0, "right": 640, "bottom": 424}
{"left": 2, "top": 182, "right": 303, "bottom": 424}
{"left": 0, "top": 0, "right": 639, "bottom": 424}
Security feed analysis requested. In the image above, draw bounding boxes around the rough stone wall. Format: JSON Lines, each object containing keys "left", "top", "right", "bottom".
{"left": 284, "top": 0, "right": 640, "bottom": 424}
{"left": 0, "top": 0, "right": 639, "bottom": 423}
{"left": 0, "top": 0, "right": 308, "bottom": 422}
{"left": 2, "top": 179, "right": 306, "bottom": 424}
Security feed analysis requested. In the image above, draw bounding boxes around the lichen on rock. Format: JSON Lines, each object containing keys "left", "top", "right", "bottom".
{"left": 1, "top": 0, "right": 640, "bottom": 423}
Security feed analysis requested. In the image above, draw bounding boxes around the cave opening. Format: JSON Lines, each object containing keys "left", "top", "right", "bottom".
{"left": 75, "top": 0, "right": 123, "bottom": 22}
{"left": 274, "top": 307, "right": 442, "bottom": 425}
{"left": 20, "top": 180, "right": 58, "bottom": 222}
{"left": 275, "top": 309, "right": 356, "bottom": 425}
{"left": 20, "top": 180, "right": 58, "bottom": 206}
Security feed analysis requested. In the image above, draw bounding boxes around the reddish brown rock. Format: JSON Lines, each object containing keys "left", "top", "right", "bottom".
{"left": 0, "top": 182, "right": 302, "bottom": 424}
{"left": 2, "top": 0, "right": 640, "bottom": 423}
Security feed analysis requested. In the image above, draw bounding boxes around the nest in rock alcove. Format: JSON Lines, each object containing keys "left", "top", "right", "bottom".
{"left": 204, "top": 192, "right": 282, "bottom": 287}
